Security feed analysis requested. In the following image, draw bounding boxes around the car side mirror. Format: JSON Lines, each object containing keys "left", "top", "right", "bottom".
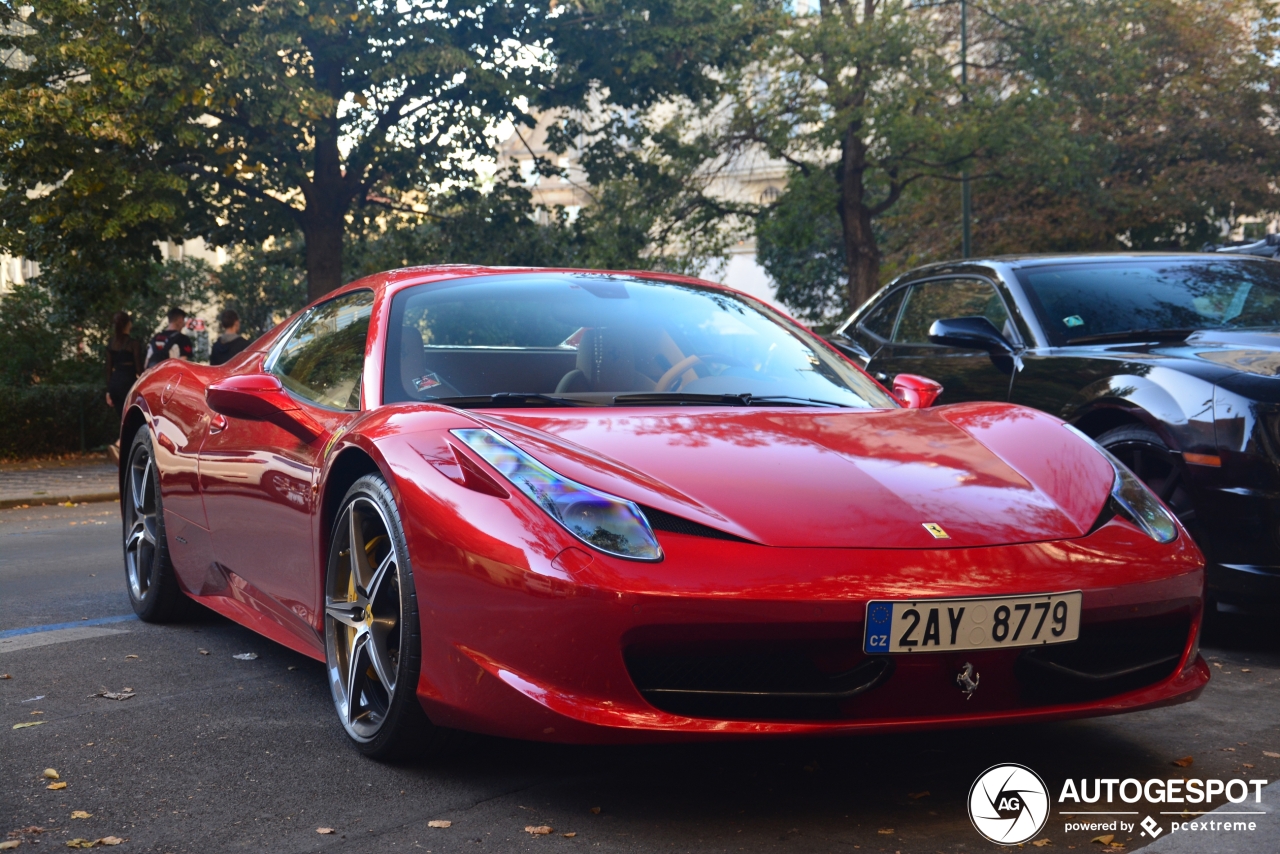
{"left": 206, "top": 373, "right": 325, "bottom": 441}
{"left": 928, "top": 316, "right": 1013, "bottom": 353}
{"left": 892, "top": 374, "right": 944, "bottom": 409}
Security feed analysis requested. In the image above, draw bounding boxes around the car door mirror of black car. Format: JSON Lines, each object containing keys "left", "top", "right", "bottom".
{"left": 928, "top": 317, "right": 1014, "bottom": 354}
{"left": 206, "top": 373, "right": 325, "bottom": 442}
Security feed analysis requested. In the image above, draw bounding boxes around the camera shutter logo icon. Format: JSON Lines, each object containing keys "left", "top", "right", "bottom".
{"left": 968, "top": 764, "right": 1050, "bottom": 845}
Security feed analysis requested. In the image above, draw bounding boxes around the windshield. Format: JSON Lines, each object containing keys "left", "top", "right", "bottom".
{"left": 1015, "top": 259, "right": 1280, "bottom": 345}
{"left": 383, "top": 273, "right": 895, "bottom": 408}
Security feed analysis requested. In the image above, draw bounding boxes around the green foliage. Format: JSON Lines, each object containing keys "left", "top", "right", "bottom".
{"left": 214, "top": 237, "right": 310, "bottom": 340}
{"left": 0, "top": 259, "right": 210, "bottom": 388}
{"left": 754, "top": 166, "right": 845, "bottom": 323}
{"left": 0, "top": 384, "right": 118, "bottom": 458}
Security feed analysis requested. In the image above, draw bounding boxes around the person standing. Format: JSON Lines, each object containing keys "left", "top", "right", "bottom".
{"left": 146, "top": 306, "right": 194, "bottom": 369}
{"left": 105, "top": 311, "right": 144, "bottom": 462}
{"left": 210, "top": 308, "right": 249, "bottom": 366}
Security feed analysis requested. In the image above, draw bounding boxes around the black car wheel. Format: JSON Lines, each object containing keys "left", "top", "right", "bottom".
{"left": 122, "top": 430, "right": 188, "bottom": 622}
{"left": 1097, "top": 424, "right": 1199, "bottom": 537}
{"left": 323, "top": 474, "right": 448, "bottom": 759}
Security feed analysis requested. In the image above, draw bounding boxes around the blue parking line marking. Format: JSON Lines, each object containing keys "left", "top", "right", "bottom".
{"left": 0, "top": 614, "right": 138, "bottom": 640}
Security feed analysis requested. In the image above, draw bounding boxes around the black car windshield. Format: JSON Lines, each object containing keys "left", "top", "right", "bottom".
{"left": 383, "top": 272, "right": 895, "bottom": 408}
{"left": 1016, "top": 259, "right": 1280, "bottom": 346}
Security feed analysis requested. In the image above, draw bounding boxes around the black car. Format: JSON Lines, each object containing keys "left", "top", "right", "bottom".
{"left": 831, "top": 253, "right": 1280, "bottom": 611}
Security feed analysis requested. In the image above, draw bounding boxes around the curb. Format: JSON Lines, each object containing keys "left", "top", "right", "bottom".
{"left": 0, "top": 492, "right": 119, "bottom": 510}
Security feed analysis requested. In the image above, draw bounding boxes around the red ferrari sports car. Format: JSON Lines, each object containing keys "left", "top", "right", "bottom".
{"left": 119, "top": 267, "right": 1208, "bottom": 758}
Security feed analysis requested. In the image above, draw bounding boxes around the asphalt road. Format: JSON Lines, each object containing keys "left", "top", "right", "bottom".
{"left": 2, "top": 502, "right": 1279, "bottom": 854}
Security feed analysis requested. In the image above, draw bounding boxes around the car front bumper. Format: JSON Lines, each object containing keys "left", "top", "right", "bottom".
{"left": 410, "top": 515, "right": 1207, "bottom": 744}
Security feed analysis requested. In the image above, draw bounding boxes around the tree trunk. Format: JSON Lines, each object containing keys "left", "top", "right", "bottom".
{"left": 838, "top": 123, "right": 881, "bottom": 313}
{"left": 301, "top": 95, "right": 352, "bottom": 303}
{"left": 301, "top": 211, "right": 346, "bottom": 303}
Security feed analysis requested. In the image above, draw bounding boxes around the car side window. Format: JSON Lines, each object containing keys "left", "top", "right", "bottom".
{"left": 859, "top": 287, "right": 907, "bottom": 341}
{"left": 271, "top": 290, "right": 374, "bottom": 411}
{"left": 894, "top": 278, "right": 1012, "bottom": 345}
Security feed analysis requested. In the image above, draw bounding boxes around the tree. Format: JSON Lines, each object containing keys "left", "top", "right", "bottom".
{"left": 1, "top": 0, "right": 551, "bottom": 302}
{"left": 1, "top": 0, "right": 767, "bottom": 303}
{"left": 735, "top": 1, "right": 1022, "bottom": 314}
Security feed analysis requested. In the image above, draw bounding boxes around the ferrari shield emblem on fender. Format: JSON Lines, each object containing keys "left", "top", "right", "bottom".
{"left": 922, "top": 522, "right": 950, "bottom": 539}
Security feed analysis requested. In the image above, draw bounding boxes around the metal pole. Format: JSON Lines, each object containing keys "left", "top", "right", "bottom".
{"left": 960, "top": 0, "right": 972, "bottom": 259}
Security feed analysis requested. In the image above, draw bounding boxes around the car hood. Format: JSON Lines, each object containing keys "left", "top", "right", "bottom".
{"left": 470, "top": 403, "right": 1114, "bottom": 549}
{"left": 1159, "top": 329, "right": 1280, "bottom": 378}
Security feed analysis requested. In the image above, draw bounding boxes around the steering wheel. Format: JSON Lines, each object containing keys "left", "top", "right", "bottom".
{"left": 655, "top": 354, "right": 748, "bottom": 392}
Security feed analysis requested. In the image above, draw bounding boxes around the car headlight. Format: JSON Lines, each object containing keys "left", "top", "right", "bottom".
{"left": 451, "top": 428, "right": 663, "bottom": 561}
{"left": 1065, "top": 424, "right": 1179, "bottom": 544}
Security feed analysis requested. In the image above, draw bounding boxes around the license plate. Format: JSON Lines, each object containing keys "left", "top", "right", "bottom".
{"left": 863, "top": 591, "right": 1082, "bottom": 654}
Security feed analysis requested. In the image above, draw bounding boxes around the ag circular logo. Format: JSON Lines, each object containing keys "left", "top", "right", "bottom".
{"left": 968, "top": 764, "right": 1050, "bottom": 845}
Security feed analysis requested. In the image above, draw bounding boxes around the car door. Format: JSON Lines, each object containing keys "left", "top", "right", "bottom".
{"left": 865, "top": 277, "right": 1018, "bottom": 403}
{"left": 198, "top": 290, "right": 374, "bottom": 639}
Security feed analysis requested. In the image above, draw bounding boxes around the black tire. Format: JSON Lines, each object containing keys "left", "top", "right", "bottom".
{"left": 122, "top": 430, "right": 188, "bottom": 622}
{"left": 1095, "top": 424, "right": 1198, "bottom": 538}
{"left": 323, "top": 474, "right": 447, "bottom": 760}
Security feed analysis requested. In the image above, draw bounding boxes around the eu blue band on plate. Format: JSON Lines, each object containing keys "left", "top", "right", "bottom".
{"left": 864, "top": 601, "right": 894, "bottom": 652}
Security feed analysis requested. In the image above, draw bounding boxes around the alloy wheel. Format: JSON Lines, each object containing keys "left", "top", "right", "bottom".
{"left": 1107, "top": 438, "right": 1197, "bottom": 530}
{"left": 325, "top": 496, "right": 404, "bottom": 741}
{"left": 124, "top": 445, "right": 159, "bottom": 601}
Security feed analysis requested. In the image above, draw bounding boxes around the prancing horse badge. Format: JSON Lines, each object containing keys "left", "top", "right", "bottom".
{"left": 922, "top": 522, "right": 950, "bottom": 539}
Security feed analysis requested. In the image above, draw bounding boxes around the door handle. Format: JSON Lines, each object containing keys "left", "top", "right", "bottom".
{"left": 210, "top": 414, "right": 229, "bottom": 434}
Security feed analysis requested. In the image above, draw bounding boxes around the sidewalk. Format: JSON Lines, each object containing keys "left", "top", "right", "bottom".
{"left": 0, "top": 454, "right": 119, "bottom": 509}
{"left": 1141, "top": 779, "right": 1276, "bottom": 853}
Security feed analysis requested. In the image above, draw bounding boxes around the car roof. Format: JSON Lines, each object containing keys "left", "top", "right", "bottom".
{"left": 904, "top": 252, "right": 1275, "bottom": 276}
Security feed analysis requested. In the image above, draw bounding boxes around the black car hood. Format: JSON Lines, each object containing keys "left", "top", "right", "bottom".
{"left": 1171, "top": 329, "right": 1280, "bottom": 377}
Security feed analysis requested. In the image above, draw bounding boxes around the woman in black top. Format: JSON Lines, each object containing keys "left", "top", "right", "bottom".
{"left": 106, "top": 311, "right": 144, "bottom": 421}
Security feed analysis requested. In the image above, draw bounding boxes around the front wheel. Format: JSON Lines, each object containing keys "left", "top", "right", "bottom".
{"left": 324, "top": 474, "right": 445, "bottom": 759}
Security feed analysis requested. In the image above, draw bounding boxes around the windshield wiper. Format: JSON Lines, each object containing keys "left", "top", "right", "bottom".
{"left": 612, "top": 392, "right": 845, "bottom": 408}
{"left": 1064, "top": 328, "right": 1199, "bottom": 346}
{"left": 423, "top": 393, "right": 589, "bottom": 409}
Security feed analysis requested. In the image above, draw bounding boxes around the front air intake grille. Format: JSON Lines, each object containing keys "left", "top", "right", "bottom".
{"left": 640, "top": 506, "right": 753, "bottom": 543}
{"left": 1015, "top": 613, "right": 1191, "bottom": 704}
{"left": 625, "top": 641, "right": 893, "bottom": 720}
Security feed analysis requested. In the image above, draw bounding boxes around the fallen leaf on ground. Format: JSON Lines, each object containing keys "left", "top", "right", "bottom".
{"left": 1032, "top": 840, "right": 1051, "bottom": 848}
{"left": 0, "top": 841, "right": 19, "bottom": 850}
{"left": 1242, "top": 668, "right": 1251, "bottom": 672}
{"left": 233, "top": 653, "right": 259, "bottom": 660}
{"left": 563, "top": 832, "right": 577, "bottom": 838}
{"left": 98, "top": 839, "right": 123, "bottom": 846}
{"left": 525, "top": 826, "right": 554, "bottom": 835}
{"left": 70, "top": 811, "right": 92, "bottom": 819}
{"left": 48, "top": 782, "right": 67, "bottom": 790}
{"left": 1222, "top": 747, "right": 1236, "bottom": 752}
{"left": 1172, "top": 756, "right": 1194, "bottom": 767}
{"left": 907, "top": 790, "right": 930, "bottom": 799}
{"left": 316, "top": 828, "right": 335, "bottom": 834}
{"left": 1264, "top": 751, "right": 1280, "bottom": 758}
{"left": 12, "top": 722, "right": 44, "bottom": 730}
{"left": 87, "top": 690, "right": 134, "bottom": 701}
{"left": 124, "top": 655, "right": 138, "bottom": 660}
{"left": 1091, "top": 834, "right": 1114, "bottom": 844}
{"left": 1244, "top": 763, "right": 1256, "bottom": 769}
{"left": 44, "top": 769, "right": 60, "bottom": 779}
{"left": 30, "top": 711, "right": 42, "bottom": 715}
{"left": 197, "top": 649, "right": 209, "bottom": 656}
{"left": 427, "top": 821, "right": 451, "bottom": 828}
{"left": 65, "top": 840, "right": 94, "bottom": 849}
{"left": 0, "top": 674, "right": 10, "bottom": 679}
{"left": 589, "top": 807, "right": 601, "bottom": 815}
{"left": 877, "top": 828, "right": 894, "bottom": 835}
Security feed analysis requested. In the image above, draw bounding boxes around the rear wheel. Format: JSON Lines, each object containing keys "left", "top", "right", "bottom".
{"left": 324, "top": 474, "right": 445, "bottom": 759}
{"left": 122, "top": 430, "right": 188, "bottom": 622}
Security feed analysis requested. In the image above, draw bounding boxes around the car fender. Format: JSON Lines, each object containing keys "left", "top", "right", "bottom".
{"left": 1064, "top": 368, "right": 1219, "bottom": 455}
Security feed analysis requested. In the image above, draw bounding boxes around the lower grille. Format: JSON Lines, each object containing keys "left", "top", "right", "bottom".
{"left": 625, "top": 640, "right": 892, "bottom": 720}
{"left": 1015, "top": 613, "right": 1191, "bottom": 704}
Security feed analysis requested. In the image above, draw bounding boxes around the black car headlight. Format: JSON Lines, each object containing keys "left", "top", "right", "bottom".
{"left": 1066, "top": 425, "right": 1179, "bottom": 544}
